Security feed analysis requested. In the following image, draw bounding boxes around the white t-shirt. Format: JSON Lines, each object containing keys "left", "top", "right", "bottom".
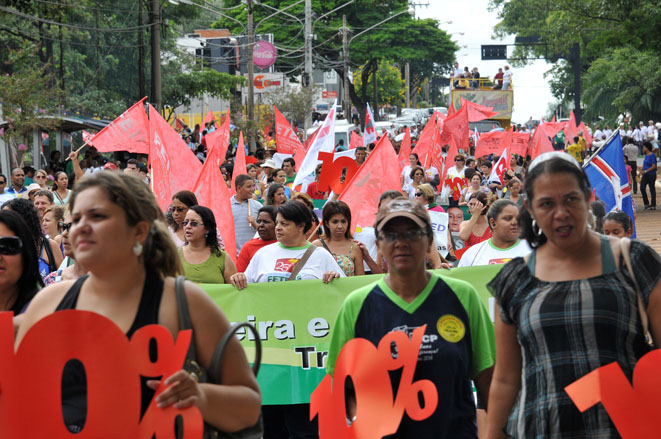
{"left": 458, "top": 238, "right": 531, "bottom": 267}
{"left": 401, "top": 165, "right": 413, "bottom": 185}
{"left": 353, "top": 226, "right": 377, "bottom": 272}
{"left": 244, "top": 242, "right": 345, "bottom": 283}
{"left": 425, "top": 166, "right": 439, "bottom": 182}
{"left": 0, "top": 193, "right": 14, "bottom": 204}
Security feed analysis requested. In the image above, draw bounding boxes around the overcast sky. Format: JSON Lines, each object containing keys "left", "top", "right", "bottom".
{"left": 417, "top": 0, "right": 556, "bottom": 123}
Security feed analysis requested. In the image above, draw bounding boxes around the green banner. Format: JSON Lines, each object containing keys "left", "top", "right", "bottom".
{"left": 201, "top": 265, "right": 502, "bottom": 405}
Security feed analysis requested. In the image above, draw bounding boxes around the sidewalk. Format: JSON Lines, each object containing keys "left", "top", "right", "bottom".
{"left": 631, "top": 177, "right": 661, "bottom": 254}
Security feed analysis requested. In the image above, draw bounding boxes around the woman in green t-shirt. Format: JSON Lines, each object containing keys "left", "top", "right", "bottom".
{"left": 179, "top": 205, "right": 236, "bottom": 284}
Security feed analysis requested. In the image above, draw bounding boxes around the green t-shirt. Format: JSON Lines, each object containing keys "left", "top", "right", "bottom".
{"left": 179, "top": 248, "right": 227, "bottom": 284}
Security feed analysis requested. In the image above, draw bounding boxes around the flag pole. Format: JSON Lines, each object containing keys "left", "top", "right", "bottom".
{"left": 583, "top": 129, "right": 619, "bottom": 168}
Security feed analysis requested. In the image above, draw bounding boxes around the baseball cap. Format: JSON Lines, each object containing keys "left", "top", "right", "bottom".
{"left": 375, "top": 198, "right": 430, "bottom": 232}
{"left": 261, "top": 159, "right": 277, "bottom": 169}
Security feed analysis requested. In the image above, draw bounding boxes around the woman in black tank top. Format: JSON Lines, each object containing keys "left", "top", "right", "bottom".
{"left": 15, "top": 172, "right": 261, "bottom": 434}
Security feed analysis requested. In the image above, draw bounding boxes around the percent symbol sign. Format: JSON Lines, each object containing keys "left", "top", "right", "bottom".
{"left": 378, "top": 326, "right": 439, "bottom": 421}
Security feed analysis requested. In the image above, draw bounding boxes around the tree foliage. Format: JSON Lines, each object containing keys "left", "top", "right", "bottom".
{"left": 490, "top": 0, "right": 661, "bottom": 122}
{"left": 354, "top": 58, "right": 404, "bottom": 106}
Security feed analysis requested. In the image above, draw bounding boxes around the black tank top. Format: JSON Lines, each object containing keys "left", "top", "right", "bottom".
{"left": 56, "top": 270, "right": 164, "bottom": 431}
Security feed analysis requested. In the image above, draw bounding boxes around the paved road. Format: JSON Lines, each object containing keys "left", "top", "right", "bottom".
{"left": 631, "top": 176, "right": 660, "bottom": 254}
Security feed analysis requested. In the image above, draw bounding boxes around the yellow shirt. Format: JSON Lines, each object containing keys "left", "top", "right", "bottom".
{"left": 567, "top": 143, "right": 583, "bottom": 163}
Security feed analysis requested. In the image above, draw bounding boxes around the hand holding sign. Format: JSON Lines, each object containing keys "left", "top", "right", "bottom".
{"left": 0, "top": 311, "right": 203, "bottom": 439}
{"left": 310, "top": 325, "right": 437, "bottom": 439}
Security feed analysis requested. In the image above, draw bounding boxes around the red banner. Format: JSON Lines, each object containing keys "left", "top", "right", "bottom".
{"left": 528, "top": 125, "right": 555, "bottom": 159}
{"left": 474, "top": 131, "right": 503, "bottom": 158}
{"left": 511, "top": 132, "right": 530, "bottom": 157}
{"left": 274, "top": 106, "right": 304, "bottom": 154}
{"left": 89, "top": 98, "right": 149, "bottom": 154}
{"left": 439, "top": 105, "right": 469, "bottom": 151}
{"left": 338, "top": 135, "right": 401, "bottom": 232}
{"left": 192, "top": 133, "right": 237, "bottom": 261}
{"left": 230, "top": 132, "right": 247, "bottom": 196}
{"left": 204, "top": 111, "right": 231, "bottom": 167}
{"left": 459, "top": 98, "right": 498, "bottom": 122}
{"left": 202, "top": 110, "right": 216, "bottom": 127}
{"left": 148, "top": 105, "right": 202, "bottom": 212}
{"left": 565, "top": 110, "right": 578, "bottom": 141}
{"left": 350, "top": 131, "right": 363, "bottom": 150}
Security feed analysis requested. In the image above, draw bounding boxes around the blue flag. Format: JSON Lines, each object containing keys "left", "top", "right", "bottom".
{"left": 584, "top": 132, "right": 636, "bottom": 237}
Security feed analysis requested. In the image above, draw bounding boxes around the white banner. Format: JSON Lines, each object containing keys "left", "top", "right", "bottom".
{"left": 292, "top": 101, "right": 337, "bottom": 188}
{"left": 428, "top": 211, "right": 449, "bottom": 257}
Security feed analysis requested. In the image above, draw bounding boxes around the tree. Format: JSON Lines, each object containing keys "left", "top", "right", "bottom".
{"left": 353, "top": 58, "right": 404, "bottom": 108}
{"left": 264, "top": 84, "right": 321, "bottom": 129}
{"left": 489, "top": 0, "right": 661, "bottom": 122}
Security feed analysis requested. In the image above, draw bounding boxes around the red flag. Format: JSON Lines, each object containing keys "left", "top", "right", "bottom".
{"left": 489, "top": 147, "right": 509, "bottom": 185}
{"left": 263, "top": 123, "right": 273, "bottom": 142}
{"left": 551, "top": 115, "right": 556, "bottom": 123}
{"left": 203, "top": 110, "right": 216, "bottom": 127}
{"left": 475, "top": 131, "right": 505, "bottom": 158}
{"left": 148, "top": 105, "right": 202, "bottom": 212}
{"left": 529, "top": 125, "right": 555, "bottom": 159}
{"left": 439, "top": 104, "right": 469, "bottom": 151}
{"left": 274, "top": 106, "right": 304, "bottom": 154}
{"left": 230, "top": 132, "right": 247, "bottom": 196}
{"left": 565, "top": 110, "right": 578, "bottom": 141}
{"left": 90, "top": 98, "right": 149, "bottom": 154}
{"left": 204, "top": 111, "right": 231, "bottom": 166}
{"left": 413, "top": 112, "right": 444, "bottom": 177}
{"left": 349, "top": 131, "right": 363, "bottom": 150}
{"left": 397, "top": 127, "right": 412, "bottom": 170}
{"left": 459, "top": 98, "right": 498, "bottom": 122}
{"left": 447, "top": 102, "right": 456, "bottom": 117}
{"left": 175, "top": 118, "right": 185, "bottom": 132}
{"left": 81, "top": 130, "right": 93, "bottom": 144}
{"left": 539, "top": 121, "right": 566, "bottom": 139}
{"left": 577, "top": 122, "right": 592, "bottom": 147}
{"left": 511, "top": 132, "right": 531, "bottom": 157}
{"left": 192, "top": 144, "right": 238, "bottom": 262}
{"left": 338, "top": 135, "right": 401, "bottom": 232}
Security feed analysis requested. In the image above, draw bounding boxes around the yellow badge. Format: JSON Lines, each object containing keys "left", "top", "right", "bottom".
{"left": 437, "top": 315, "right": 465, "bottom": 343}
{"left": 355, "top": 226, "right": 363, "bottom": 234}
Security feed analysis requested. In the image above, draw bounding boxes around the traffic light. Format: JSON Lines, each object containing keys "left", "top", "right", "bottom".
{"left": 481, "top": 45, "right": 507, "bottom": 60}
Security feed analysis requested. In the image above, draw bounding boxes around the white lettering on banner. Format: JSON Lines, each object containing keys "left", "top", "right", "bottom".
{"left": 428, "top": 211, "right": 449, "bottom": 257}
{"left": 234, "top": 316, "right": 330, "bottom": 341}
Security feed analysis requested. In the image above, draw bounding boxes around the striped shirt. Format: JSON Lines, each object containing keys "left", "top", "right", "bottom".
{"left": 489, "top": 239, "right": 661, "bottom": 438}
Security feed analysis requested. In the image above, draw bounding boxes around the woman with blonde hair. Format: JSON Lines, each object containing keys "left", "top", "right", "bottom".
{"left": 17, "top": 171, "right": 261, "bottom": 433}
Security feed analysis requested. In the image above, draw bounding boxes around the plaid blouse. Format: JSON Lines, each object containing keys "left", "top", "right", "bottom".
{"left": 489, "top": 239, "right": 661, "bottom": 438}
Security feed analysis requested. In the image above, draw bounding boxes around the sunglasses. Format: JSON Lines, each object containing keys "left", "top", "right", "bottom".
{"left": 0, "top": 236, "right": 23, "bottom": 255}
{"left": 0, "top": 180, "right": 5, "bottom": 184}
{"left": 455, "top": 158, "right": 464, "bottom": 162}
{"left": 415, "top": 192, "right": 424, "bottom": 197}
{"left": 173, "top": 207, "right": 188, "bottom": 213}
{"left": 379, "top": 229, "right": 427, "bottom": 244}
{"left": 182, "top": 220, "right": 202, "bottom": 227}
{"left": 58, "top": 221, "right": 72, "bottom": 233}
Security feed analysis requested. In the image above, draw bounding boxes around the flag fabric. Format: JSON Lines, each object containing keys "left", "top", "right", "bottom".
{"left": 460, "top": 98, "right": 498, "bottom": 122}
{"left": 528, "top": 125, "right": 556, "bottom": 159}
{"left": 565, "top": 110, "right": 578, "bottom": 141}
{"left": 397, "top": 127, "right": 412, "bottom": 170}
{"left": 349, "top": 131, "right": 363, "bottom": 150}
{"left": 293, "top": 126, "right": 319, "bottom": 172}
{"left": 475, "top": 131, "right": 505, "bottom": 158}
{"left": 578, "top": 122, "right": 593, "bottom": 147}
{"left": 292, "top": 101, "right": 337, "bottom": 188}
{"left": 511, "top": 132, "right": 530, "bottom": 157}
{"left": 90, "top": 98, "right": 149, "bottom": 154}
{"left": 363, "top": 103, "right": 377, "bottom": 146}
{"left": 175, "top": 118, "right": 186, "bottom": 132}
{"left": 81, "top": 130, "right": 93, "bottom": 144}
{"left": 274, "top": 106, "right": 304, "bottom": 154}
{"left": 338, "top": 135, "right": 401, "bottom": 232}
{"left": 488, "top": 147, "right": 509, "bottom": 186}
{"left": 439, "top": 104, "right": 470, "bottom": 151}
{"left": 148, "top": 105, "right": 202, "bottom": 212}
{"left": 584, "top": 132, "right": 636, "bottom": 237}
{"left": 413, "top": 112, "right": 444, "bottom": 178}
{"left": 230, "top": 132, "right": 247, "bottom": 196}
{"left": 204, "top": 111, "right": 231, "bottom": 167}
{"left": 203, "top": 110, "right": 216, "bottom": 127}
{"left": 447, "top": 102, "right": 456, "bottom": 117}
{"left": 192, "top": 144, "right": 238, "bottom": 261}
{"left": 441, "top": 136, "right": 459, "bottom": 181}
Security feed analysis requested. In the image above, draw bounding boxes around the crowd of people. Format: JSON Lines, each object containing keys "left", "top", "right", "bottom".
{"left": 451, "top": 62, "right": 513, "bottom": 90}
{"left": 0, "top": 104, "right": 660, "bottom": 439}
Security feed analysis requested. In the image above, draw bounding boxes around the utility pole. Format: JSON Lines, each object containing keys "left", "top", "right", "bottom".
{"left": 150, "top": 0, "right": 162, "bottom": 111}
{"left": 342, "top": 15, "right": 350, "bottom": 119}
{"left": 372, "top": 59, "right": 378, "bottom": 121}
{"left": 304, "top": 0, "right": 312, "bottom": 131}
{"left": 247, "top": 0, "right": 255, "bottom": 150}
{"left": 571, "top": 42, "right": 581, "bottom": 124}
{"left": 405, "top": 62, "right": 410, "bottom": 108}
{"left": 138, "top": 0, "right": 145, "bottom": 100}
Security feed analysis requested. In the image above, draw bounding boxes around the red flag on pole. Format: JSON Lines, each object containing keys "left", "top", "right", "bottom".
{"left": 338, "top": 135, "right": 401, "bottom": 232}
{"left": 192, "top": 147, "right": 238, "bottom": 262}
{"left": 447, "top": 102, "right": 456, "bottom": 117}
{"left": 511, "top": 132, "right": 530, "bottom": 157}
{"left": 204, "top": 111, "right": 231, "bottom": 167}
{"left": 349, "top": 131, "right": 363, "bottom": 150}
{"left": 441, "top": 136, "right": 459, "bottom": 181}
{"left": 489, "top": 147, "right": 510, "bottom": 185}
{"left": 528, "top": 125, "right": 555, "bottom": 159}
{"left": 230, "top": 132, "right": 247, "bottom": 196}
{"left": 459, "top": 98, "right": 498, "bottom": 122}
{"left": 274, "top": 106, "right": 304, "bottom": 154}
{"left": 566, "top": 110, "right": 578, "bottom": 141}
{"left": 397, "top": 127, "right": 412, "bottom": 170}
{"left": 203, "top": 110, "right": 216, "bottom": 127}
{"left": 148, "top": 104, "right": 202, "bottom": 212}
{"left": 439, "top": 104, "right": 469, "bottom": 151}
{"left": 474, "top": 131, "right": 505, "bottom": 158}
{"left": 89, "top": 98, "right": 149, "bottom": 154}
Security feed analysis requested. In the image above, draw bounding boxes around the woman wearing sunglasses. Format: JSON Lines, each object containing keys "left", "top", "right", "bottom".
{"left": 169, "top": 190, "right": 198, "bottom": 247}
{"left": 0, "top": 210, "right": 43, "bottom": 316}
{"left": 34, "top": 169, "right": 49, "bottom": 190}
{"left": 179, "top": 205, "right": 236, "bottom": 284}
{"left": 16, "top": 171, "right": 261, "bottom": 433}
